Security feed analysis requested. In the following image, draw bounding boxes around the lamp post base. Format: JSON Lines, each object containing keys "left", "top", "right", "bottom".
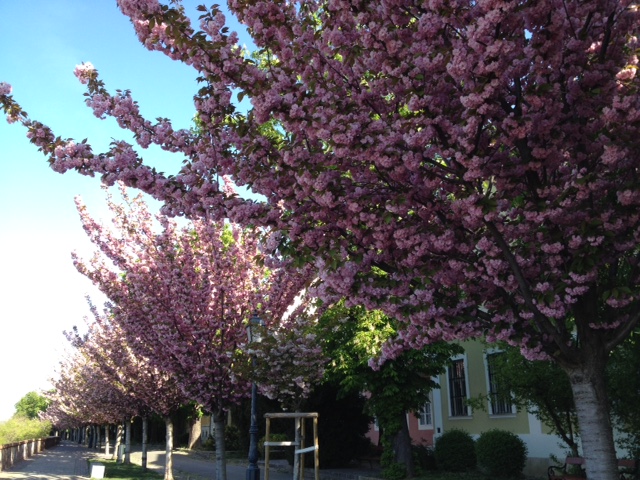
{"left": 246, "top": 465, "right": 260, "bottom": 480}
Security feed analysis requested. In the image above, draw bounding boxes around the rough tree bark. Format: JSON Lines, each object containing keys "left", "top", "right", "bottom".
{"left": 164, "top": 415, "right": 175, "bottom": 480}
{"left": 142, "top": 415, "right": 148, "bottom": 471}
{"left": 124, "top": 417, "right": 132, "bottom": 464}
{"left": 188, "top": 415, "right": 202, "bottom": 450}
{"left": 392, "top": 413, "right": 415, "bottom": 478}
{"left": 561, "top": 340, "right": 618, "bottom": 480}
{"left": 213, "top": 409, "right": 228, "bottom": 480}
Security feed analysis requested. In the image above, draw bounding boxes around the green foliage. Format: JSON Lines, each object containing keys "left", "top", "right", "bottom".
{"left": 14, "top": 391, "right": 49, "bottom": 420}
{"left": 0, "top": 415, "right": 52, "bottom": 445}
{"left": 380, "top": 449, "right": 407, "bottom": 480}
{"left": 202, "top": 423, "right": 242, "bottom": 451}
{"left": 475, "top": 429, "right": 528, "bottom": 478}
{"left": 434, "top": 429, "right": 476, "bottom": 472}
{"left": 477, "top": 345, "right": 579, "bottom": 455}
{"left": 318, "top": 301, "right": 461, "bottom": 476}
{"left": 225, "top": 424, "right": 241, "bottom": 451}
{"left": 607, "top": 331, "right": 640, "bottom": 458}
{"left": 319, "top": 301, "right": 461, "bottom": 429}
{"left": 412, "top": 443, "right": 437, "bottom": 472}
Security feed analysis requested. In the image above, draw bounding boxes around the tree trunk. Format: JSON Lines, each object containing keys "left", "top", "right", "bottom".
{"left": 97, "top": 425, "right": 102, "bottom": 450}
{"left": 142, "top": 415, "right": 149, "bottom": 471}
{"left": 563, "top": 349, "right": 618, "bottom": 480}
{"left": 164, "top": 415, "right": 175, "bottom": 480}
{"left": 392, "top": 413, "right": 414, "bottom": 478}
{"left": 115, "top": 423, "right": 123, "bottom": 463}
{"left": 213, "top": 408, "right": 228, "bottom": 480}
{"left": 105, "top": 425, "right": 110, "bottom": 457}
{"left": 125, "top": 417, "right": 132, "bottom": 464}
{"left": 188, "top": 414, "right": 202, "bottom": 449}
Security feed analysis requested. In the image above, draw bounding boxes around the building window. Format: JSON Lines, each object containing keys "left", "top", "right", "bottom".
{"left": 486, "top": 353, "right": 513, "bottom": 415}
{"left": 448, "top": 358, "right": 469, "bottom": 417}
{"left": 418, "top": 400, "right": 433, "bottom": 429}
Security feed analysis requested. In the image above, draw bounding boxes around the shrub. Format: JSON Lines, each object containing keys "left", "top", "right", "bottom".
{"left": 202, "top": 424, "right": 243, "bottom": 452}
{"left": 434, "top": 429, "right": 476, "bottom": 472}
{"left": 225, "top": 424, "right": 242, "bottom": 451}
{"left": 475, "top": 429, "right": 528, "bottom": 478}
{"left": 412, "top": 443, "right": 437, "bottom": 471}
{"left": 0, "top": 415, "right": 52, "bottom": 445}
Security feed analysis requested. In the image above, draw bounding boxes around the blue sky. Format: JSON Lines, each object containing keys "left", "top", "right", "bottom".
{"left": 0, "top": 1, "right": 251, "bottom": 420}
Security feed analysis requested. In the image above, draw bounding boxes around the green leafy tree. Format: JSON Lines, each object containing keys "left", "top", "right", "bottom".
{"left": 14, "top": 391, "right": 49, "bottom": 420}
{"left": 319, "top": 301, "right": 461, "bottom": 478}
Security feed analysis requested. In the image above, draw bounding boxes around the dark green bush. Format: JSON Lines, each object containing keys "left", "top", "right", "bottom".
{"left": 203, "top": 424, "right": 242, "bottom": 451}
{"left": 412, "top": 443, "right": 437, "bottom": 471}
{"left": 434, "top": 429, "right": 476, "bottom": 472}
{"left": 475, "top": 429, "right": 528, "bottom": 478}
{"left": 225, "top": 424, "right": 242, "bottom": 451}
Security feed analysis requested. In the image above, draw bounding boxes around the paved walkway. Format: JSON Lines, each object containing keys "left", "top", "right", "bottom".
{"left": 1, "top": 442, "right": 382, "bottom": 480}
{"left": 0, "top": 441, "right": 92, "bottom": 479}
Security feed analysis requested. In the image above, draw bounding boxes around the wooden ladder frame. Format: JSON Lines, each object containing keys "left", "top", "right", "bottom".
{"left": 264, "top": 412, "right": 319, "bottom": 480}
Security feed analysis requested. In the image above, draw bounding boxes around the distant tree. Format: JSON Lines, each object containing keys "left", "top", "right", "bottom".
{"left": 67, "top": 305, "right": 187, "bottom": 477}
{"left": 73, "top": 185, "right": 313, "bottom": 480}
{"left": 250, "top": 312, "right": 327, "bottom": 411}
{"left": 248, "top": 313, "right": 327, "bottom": 480}
{"left": 46, "top": 352, "right": 138, "bottom": 442}
{"left": 318, "top": 301, "right": 460, "bottom": 478}
{"left": 14, "top": 391, "right": 49, "bottom": 420}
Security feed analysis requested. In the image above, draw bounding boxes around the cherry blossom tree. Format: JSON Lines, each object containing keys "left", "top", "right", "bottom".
{"left": 249, "top": 311, "right": 327, "bottom": 411}
{"left": 46, "top": 353, "right": 136, "bottom": 447}
{"left": 68, "top": 303, "right": 187, "bottom": 479}
{"left": 2, "top": 1, "right": 640, "bottom": 477}
{"left": 72, "top": 184, "right": 312, "bottom": 480}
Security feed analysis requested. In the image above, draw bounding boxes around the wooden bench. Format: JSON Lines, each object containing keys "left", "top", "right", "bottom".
{"left": 548, "top": 457, "right": 638, "bottom": 480}
{"left": 619, "top": 459, "right": 639, "bottom": 480}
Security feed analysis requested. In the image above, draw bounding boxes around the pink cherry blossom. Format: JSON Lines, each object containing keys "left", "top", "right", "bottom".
{"left": 3, "top": 2, "right": 640, "bottom": 478}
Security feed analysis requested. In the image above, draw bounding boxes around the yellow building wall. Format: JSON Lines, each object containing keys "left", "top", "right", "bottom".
{"left": 439, "top": 340, "right": 530, "bottom": 435}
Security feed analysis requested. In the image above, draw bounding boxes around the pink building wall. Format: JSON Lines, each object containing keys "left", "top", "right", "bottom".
{"left": 366, "top": 412, "right": 435, "bottom": 447}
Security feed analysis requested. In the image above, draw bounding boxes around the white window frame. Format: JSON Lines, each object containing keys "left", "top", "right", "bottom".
{"left": 446, "top": 354, "right": 471, "bottom": 418}
{"left": 417, "top": 396, "right": 434, "bottom": 430}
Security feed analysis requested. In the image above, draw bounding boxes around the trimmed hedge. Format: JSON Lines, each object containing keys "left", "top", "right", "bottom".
{"left": 434, "top": 429, "right": 476, "bottom": 472}
{"left": 475, "top": 429, "right": 528, "bottom": 478}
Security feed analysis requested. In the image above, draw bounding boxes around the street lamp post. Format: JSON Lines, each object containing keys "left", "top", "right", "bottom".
{"left": 246, "top": 312, "right": 265, "bottom": 480}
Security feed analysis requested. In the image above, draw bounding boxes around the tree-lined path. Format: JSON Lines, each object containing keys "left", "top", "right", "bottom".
{"left": 1, "top": 440, "right": 380, "bottom": 480}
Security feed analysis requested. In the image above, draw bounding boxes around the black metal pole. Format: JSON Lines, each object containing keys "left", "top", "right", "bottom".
{"left": 247, "top": 376, "right": 260, "bottom": 480}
